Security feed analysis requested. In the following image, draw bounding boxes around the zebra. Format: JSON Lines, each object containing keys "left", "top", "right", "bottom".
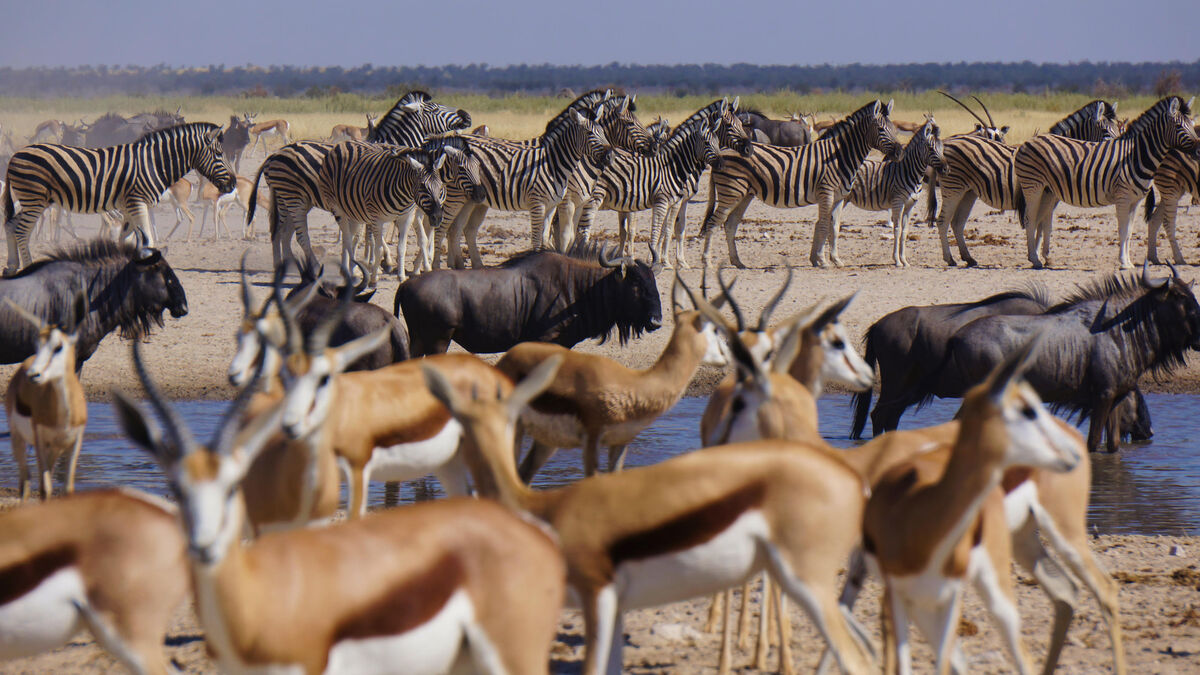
{"left": 248, "top": 91, "right": 470, "bottom": 273}
{"left": 574, "top": 107, "right": 723, "bottom": 266}
{"left": 2, "top": 122, "right": 234, "bottom": 274}
{"left": 553, "top": 96, "right": 751, "bottom": 254}
{"left": 934, "top": 98, "right": 1123, "bottom": 267}
{"left": 1015, "top": 96, "right": 1200, "bottom": 269}
{"left": 1143, "top": 134, "right": 1200, "bottom": 265}
{"left": 427, "top": 92, "right": 621, "bottom": 271}
{"left": 835, "top": 117, "right": 944, "bottom": 267}
{"left": 316, "top": 144, "right": 447, "bottom": 287}
{"left": 610, "top": 115, "right": 673, "bottom": 257}
{"left": 700, "top": 99, "right": 900, "bottom": 268}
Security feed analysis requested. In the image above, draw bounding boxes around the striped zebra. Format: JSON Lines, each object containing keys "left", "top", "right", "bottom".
{"left": 427, "top": 92, "right": 625, "bottom": 270}
{"left": 935, "top": 99, "right": 1122, "bottom": 267}
{"left": 248, "top": 91, "right": 470, "bottom": 273}
{"left": 555, "top": 96, "right": 752, "bottom": 254}
{"left": 316, "top": 144, "right": 447, "bottom": 287}
{"left": 1144, "top": 132, "right": 1200, "bottom": 264}
{"left": 611, "top": 115, "right": 673, "bottom": 257}
{"left": 836, "top": 118, "right": 944, "bottom": 267}
{"left": 701, "top": 100, "right": 900, "bottom": 268}
{"left": 574, "top": 107, "right": 723, "bottom": 266}
{"left": 2, "top": 122, "right": 234, "bottom": 274}
{"left": 1015, "top": 96, "right": 1199, "bottom": 269}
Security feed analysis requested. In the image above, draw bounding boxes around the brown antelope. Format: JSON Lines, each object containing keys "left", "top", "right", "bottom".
{"left": 29, "top": 119, "right": 65, "bottom": 143}
{"left": 115, "top": 341, "right": 568, "bottom": 675}
{"left": 0, "top": 488, "right": 189, "bottom": 674}
{"left": 497, "top": 276, "right": 730, "bottom": 481}
{"left": 330, "top": 113, "right": 378, "bottom": 143}
{"left": 162, "top": 177, "right": 196, "bottom": 240}
{"left": 194, "top": 176, "right": 268, "bottom": 241}
{"left": 422, "top": 356, "right": 875, "bottom": 675}
{"left": 247, "top": 114, "right": 291, "bottom": 154}
{"left": 857, "top": 338, "right": 1081, "bottom": 675}
{"left": 4, "top": 296, "right": 87, "bottom": 500}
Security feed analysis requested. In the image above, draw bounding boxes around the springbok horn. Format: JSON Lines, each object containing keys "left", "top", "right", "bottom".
{"left": 676, "top": 273, "right": 702, "bottom": 311}
{"left": 306, "top": 266, "right": 354, "bottom": 355}
{"left": 213, "top": 345, "right": 271, "bottom": 455}
{"left": 970, "top": 95, "right": 998, "bottom": 129}
{"left": 239, "top": 252, "right": 255, "bottom": 315}
{"left": 938, "top": 90, "right": 989, "bottom": 130}
{"left": 988, "top": 332, "right": 1044, "bottom": 401}
{"left": 757, "top": 267, "right": 794, "bottom": 331}
{"left": 273, "top": 261, "right": 308, "bottom": 357}
{"left": 716, "top": 269, "right": 746, "bottom": 332}
{"left": 4, "top": 298, "right": 47, "bottom": 330}
{"left": 130, "top": 340, "right": 196, "bottom": 457}
{"left": 1142, "top": 260, "right": 1169, "bottom": 289}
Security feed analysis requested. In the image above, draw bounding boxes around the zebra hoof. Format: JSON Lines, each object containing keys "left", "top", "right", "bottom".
{"left": 964, "top": 258, "right": 979, "bottom": 268}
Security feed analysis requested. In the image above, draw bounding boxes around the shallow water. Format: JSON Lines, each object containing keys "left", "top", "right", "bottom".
{"left": 2, "top": 393, "right": 1197, "bottom": 535}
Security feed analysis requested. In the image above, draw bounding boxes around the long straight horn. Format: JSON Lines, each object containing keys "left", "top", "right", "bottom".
{"left": 716, "top": 269, "right": 746, "bottom": 332}
{"left": 307, "top": 266, "right": 353, "bottom": 354}
{"left": 130, "top": 340, "right": 195, "bottom": 458}
{"left": 757, "top": 267, "right": 794, "bottom": 331}
{"left": 3, "top": 298, "right": 46, "bottom": 330}
{"left": 240, "top": 251, "right": 255, "bottom": 316}
{"left": 691, "top": 289, "right": 757, "bottom": 373}
{"left": 987, "top": 332, "right": 1043, "bottom": 400}
{"left": 272, "top": 262, "right": 306, "bottom": 357}
{"left": 938, "top": 90, "right": 989, "bottom": 129}
{"left": 970, "top": 95, "right": 997, "bottom": 129}
{"left": 213, "top": 347, "right": 271, "bottom": 454}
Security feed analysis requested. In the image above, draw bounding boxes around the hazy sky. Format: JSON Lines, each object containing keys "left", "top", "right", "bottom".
{"left": 1, "top": 0, "right": 1196, "bottom": 68}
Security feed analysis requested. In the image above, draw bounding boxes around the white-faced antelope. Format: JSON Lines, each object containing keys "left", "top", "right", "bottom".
{"left": 4, "top": 295, "right": 87, "bottom": 500}
{"left": 247, "top": 114, "right": 291, "bottom": 155}
{"left": 115, "top": 341, "right": 567, "bottom": 675}
{"left": 330, "top": 113, "right": 378, "bottom": 143}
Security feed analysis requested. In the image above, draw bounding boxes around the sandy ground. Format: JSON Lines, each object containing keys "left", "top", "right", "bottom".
{"left": 2, "top": 146, "right": 1200, "bottom": 672}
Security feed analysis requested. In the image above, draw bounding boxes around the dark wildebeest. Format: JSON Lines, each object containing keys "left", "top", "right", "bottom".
{"left": 0, "top": 240, "right": 188, "bottom": 370}
{"left": 735, "top": 108, "right": 813, "bottom": 146}
{"left": 922, "top": 264, "right": 1198, "bottom": 452}
{"left": 84, "top": 113, "right": 152, "bottom": 148}
{"left": 222, "top": 115, "right": 252, "bottom": 173}
{"left": 853, "top": 286, "right": 1154, "bottom": 442}
{"left": 395, "top": 245, "right": 662, "bottom": 356}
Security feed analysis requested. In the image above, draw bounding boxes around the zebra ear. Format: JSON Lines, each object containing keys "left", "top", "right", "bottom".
{"left": 885, "top": 99, "right": 895, "bottom": 116}
{"left": 205, "top": 128, "right": 220, "bottom": 143}
{"left": 1094, "top": 102, "right": 1104, "bottom": 122}
{"left": 432, "top": 153, "right": 447, "bottom": 173}
{"left": 731, "top": 96, "right": 740, "bottom": 112}
{"left": 1112, "top": 101, "right": 1119, "bottom": 114}
{"left": 1187, "top": 97, "right": 1195, "bottom": 113}
{"left": 618, "top": 96, "right": 630, "bottom": 114}
{"left": 1000, "top": 125, "right": 1011, "bottom": 136}
{"left": 573, "top": 110, "right": 589, "bottom": 126}
{"left": 401, "top": 100, "right": 422, "bottom": 113}
{"left": 406, "top": 155, "right": 425, "bottom": 172}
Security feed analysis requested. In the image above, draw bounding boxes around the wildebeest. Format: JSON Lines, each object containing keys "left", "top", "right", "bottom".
{"left": 286, "top": 263, "right": 409, "bottom": 368}
{"left": 735, "top": 108, "right": 813, "bottom": 146}
{"left": 853, "top": 286, "right": 1154, "bottom": 443}
{"left": 0, "top": 240, "right": 188, "bottom": 369}
{"left": 222, "top": 115, "right": 253, "bottom": 173}
{"left": 922, "top": 264, "right": 1198, "bottom": 452}
{"left": 84, "top": 110, "right": 183, "bottom": 148}
{"left": 395, "top": 244, "right": 662, "bottom": 356}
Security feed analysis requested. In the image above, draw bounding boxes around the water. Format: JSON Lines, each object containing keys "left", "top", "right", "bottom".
{"left": 3, "top": 394, "right": 1198, "bottom": 535}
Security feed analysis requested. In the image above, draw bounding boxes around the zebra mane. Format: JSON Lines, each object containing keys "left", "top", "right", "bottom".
{"left": 817, "top": 101, "right": 882, "bottom": 140}
{"left": 543, "top": 90, "right": 608, "bottom": 136}
{"left": 400, "top": 90, "right": 433, "bottom": 103}
{"left": 420, "top": 134, "right": 474, "bottom": 156}
{"left": 135, "top": 121, "right": 218, "bottom": 144}
{"left": 662, "top": 107, "right": 714, "bottom": 149}
{"left": 1122, "top": 96, "right": 1191, "bottom": 138}
{"left": 1050, "top": 100, "right": 1118, "bottom": 135}
{"left": 376, "top": 91, "right": 437, "bottom": 127}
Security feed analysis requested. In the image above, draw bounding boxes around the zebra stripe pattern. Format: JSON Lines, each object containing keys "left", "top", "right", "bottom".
{"left": 2, "top": 122, "right": 234, "bottom": 273}
{"left": 1145, "top": 144, "right": 1200, "bottom": 264}
{"left": 575, "top": 106, "right": 723, "bottom": 265}
{"left": 1048, "top": 100, "right": 1122, "bottom": 141}
{"left": 429, "top": 92, "right": 618, "bottom": 270}
{"left": 1015, "top": 96, "right": 1200, "bottom": 269}
{"left": 317, "top": 144, "right": 447, "bottom": 286}
{"left": 701, "top": 100, "right": 900, "bottom": 268}
{"left": 250, "top": 91, "right": 470, "bottom": 272}
{"left": 841, "top": 118, "right": 944, "bottom": 266}
{"left": 935, "top": 99, "right": 1123, "bottom": 267}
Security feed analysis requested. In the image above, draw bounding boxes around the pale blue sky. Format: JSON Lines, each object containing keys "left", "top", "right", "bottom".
{"left": 1, "top": 0, "right": 1196, "bottom": 68}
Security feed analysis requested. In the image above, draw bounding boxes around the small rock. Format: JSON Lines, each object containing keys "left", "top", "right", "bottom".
{"left": 1170, "top": 544, "right": 1188, "bottom": 557}
{"left": 649, "top": 623, "right": 705, "bottom": 645}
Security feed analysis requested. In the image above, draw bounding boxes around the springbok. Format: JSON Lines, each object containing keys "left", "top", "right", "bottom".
{"left": 115, "top": 341, "right": 568, "bottom": 675}
{"left": 0, "top": 488, "right": 189, "bottom": 674}
{"left": 247, "top": 114, "right": 291, "bottom": 154}
{"left": 496, "top": 276, "right": 729, "bottom": 481}
{"left": 4, "top": 295, "right": 87, "bottom": 500}
{"left": 330, "top": 113, "right": 378, "bottom": 143}
{"left": 162, "top": 177, "right": 196, "bottom": 241}
{"left": 30, "top": 119, "right": 65, "bottom": 143}
{"left": 193, "top": 176, "right": 268, "bottom": 241}
{"left": 422, "top": 356, "right": 876, "bottom": 675}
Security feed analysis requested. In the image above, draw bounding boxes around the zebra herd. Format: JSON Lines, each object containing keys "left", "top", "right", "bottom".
{"left": 1, "top": 91, "right": 1198, "bottom": 281}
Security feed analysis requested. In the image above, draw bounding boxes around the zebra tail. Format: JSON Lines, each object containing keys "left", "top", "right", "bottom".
{"left": 699, "top": 172, "right": 717, "bottom": 235}
{"left": 849, "top": 329, "right": 877, "bottom": 440}
{"left": 247, "top": 164, "right": 266, "bottom": 229}
{"left": 1143, "top": 187, "right": 1157, "bottom": 223}
{"left": 1014, "top": 190, "right": 1027, "bottom": 230}
{"left": 2, "top": 180, "right": 11, "bottom": 224}
{"left": 925, "top": 175, "right": 938, "bottom": 227}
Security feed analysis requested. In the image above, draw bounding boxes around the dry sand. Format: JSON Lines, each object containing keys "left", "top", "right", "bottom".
{"left": 2, "top": 145, "right": 1200, "bottom": 672}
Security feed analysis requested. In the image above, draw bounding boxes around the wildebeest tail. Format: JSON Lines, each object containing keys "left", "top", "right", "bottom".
{"left": 1143, "top": 187, "right": 1157, "bottom": 223}
{"left": 849, "top": 329, "right": 877, "bottom": 440}
{"left": 2, "top": 180, "right": 12, "bottom": 224}
{"left": 248, "top": 163, "right": 265, "bottom": 230}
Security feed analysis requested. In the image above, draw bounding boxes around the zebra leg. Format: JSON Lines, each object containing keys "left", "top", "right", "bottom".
{"left": 896, "top": 201, "right": 914, "bottom": 267}
{"left": 659, "top": 202, "right": 682, "bottom": 268}
{"left": 294, "top": 211, "right": 319, "bottom": 276}
{"left": 1022, "top": 188, "right": 1046, "bottom": 268}
{"left": 648, "top": 199, "right": 670, "bottom": 265}
{"left": 616, "top": 212, "right": 631, "bottom": 257}
{"left": 721, "top": 196, "right": 755, "bottom": 269}
{"left": 936, "top": 190, "right": 962, "bottom": 266}
{"left": 530, "top": 202, "right": 550, "bottom": 252}
{"left": 811, "top": 195, "right": 838, "bottom": 268}
{"left": 555, "top": 197, "right": 577, "bottom": 251}
{"left": 338, "top": 216, "right": 363, "bottom": 275}
{"left": 1163, "top": 195, "right": 1187, "bottom": 265}
{"left": 1115, "top": 198, "right": 1138, "bottom": 270}
{"left": 827, "top": 199, "right": 846, "bottom": 267}
{"left": 1037, "top": 195, "right": 1059, "bottom": 266}
{"left": 951, "top": 197, "right": 979, "bottom": 267}
{"left": 465, "top": 205, "right": 490, "bottom": 269}
{"left": 672, "top": 198, "right": 691, "bottom": 269}
{"left": 126, "top": 203, "right": 155, "bottom": 248}
{"left": 394, "top": 208, "right": 416, "bottom": 282}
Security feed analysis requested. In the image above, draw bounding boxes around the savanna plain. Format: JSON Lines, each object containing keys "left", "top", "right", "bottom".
{"left": 0, "top": 93, "right": 1197, "bottom": 673}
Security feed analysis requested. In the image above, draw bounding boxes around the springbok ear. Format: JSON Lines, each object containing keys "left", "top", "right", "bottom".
{"left": 987, "top": 333, "right": 1042, "bottom": 401}
{"left": 812, "top": 292, "right": 857, "bottom": 332}
{"left": 509, "top": 354, "right": 563, "bottom": 415}
{"left": 113, "top": 390, "right": 166, "bottom": 460}
{"left": 331, "top": 327, "right": 390, "bottom": 372}
{"left": 1000, "top": 125, "right": 1011, "bottom": 135}
{"left": 770, "top": 319, "right": 805, "bottom": 374}
{"left": 421, "top": 363, "right": 464, "bottom": 416}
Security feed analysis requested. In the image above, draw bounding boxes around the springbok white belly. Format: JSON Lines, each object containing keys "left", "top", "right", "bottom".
{"left": 364, "top": 420, "right": 462, "bottom": 483}
{"left": 615, "top": 510, "right": 770, "bottom": 610}
{"left": 323, "top": 590, "right": 477, "bottom": 675}
{"left": 0, "top": 566, "right": 86, "bottom": 659}
{"left": 1004, "top": 481, "right": 1038, "bottom": 531}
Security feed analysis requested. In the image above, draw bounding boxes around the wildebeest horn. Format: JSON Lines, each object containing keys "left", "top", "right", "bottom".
{"left": 130, "top": 339, "right": 197, "bottom": 458}
{"left": 352, "top": 260, "right": 370, "bottom": 297}
{"left": 1168, "top": 262, "right": 1181, "bottom": 280}
{"left": 307, "top": 265, "right": 354, "bottom": 355}
{"left": 1142, "top": 260, "right": 1169, "bottom": 289}
{"left": 757, "top": 267, "right": 794, "bottom": 332}
{"left": 716, "top": 269, "right": 746, "bottom": 332}
{"left": 970, "top": 95, "right": 997, "bottom": 129}
{"left": 4, "top": 298, "right": 47, "bottom": 330}
{"left": 987, "top": 332, "right": 1043, "bottom": 401}
{"left": 239, "top": 252, "right": 255, "bottom": 315}
{"left": 938, "top": 90, "right": 989, "bottom": 130}
{"left": 597, "top": 246, "right": 631, "bottom": 269}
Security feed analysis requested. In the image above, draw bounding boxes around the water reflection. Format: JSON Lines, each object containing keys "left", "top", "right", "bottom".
{"left": 1, "top": 394, "right": 1196, "bottom": 535}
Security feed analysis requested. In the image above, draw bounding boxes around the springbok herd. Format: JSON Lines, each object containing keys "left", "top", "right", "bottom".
{"left": 0, "top": 88, "right": 1197, "bottom": 674}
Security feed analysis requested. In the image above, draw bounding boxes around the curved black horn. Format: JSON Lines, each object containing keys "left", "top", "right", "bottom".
{"left": 131, "top": 340, "right": 196, "bottom": 457}
{"left": 352, "top": 260, "right": 370, "bottom": 297}
{"left": 757, "top": 267, "right": 794, "bottom": 331}
{"left": 1168, "top": 261, "right": 1181, "bottom": 280}
{"left": 938, "top": 90, "right": 989, "bottom": 130}
{"left": 1142, "top": 260, "right": 1169, "bottom": 289}
{"left": 970, "top": 95, "right": 997, "bottom": 129}
{"left": 716, "top": 269, "right": 746, "bottom": 332}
